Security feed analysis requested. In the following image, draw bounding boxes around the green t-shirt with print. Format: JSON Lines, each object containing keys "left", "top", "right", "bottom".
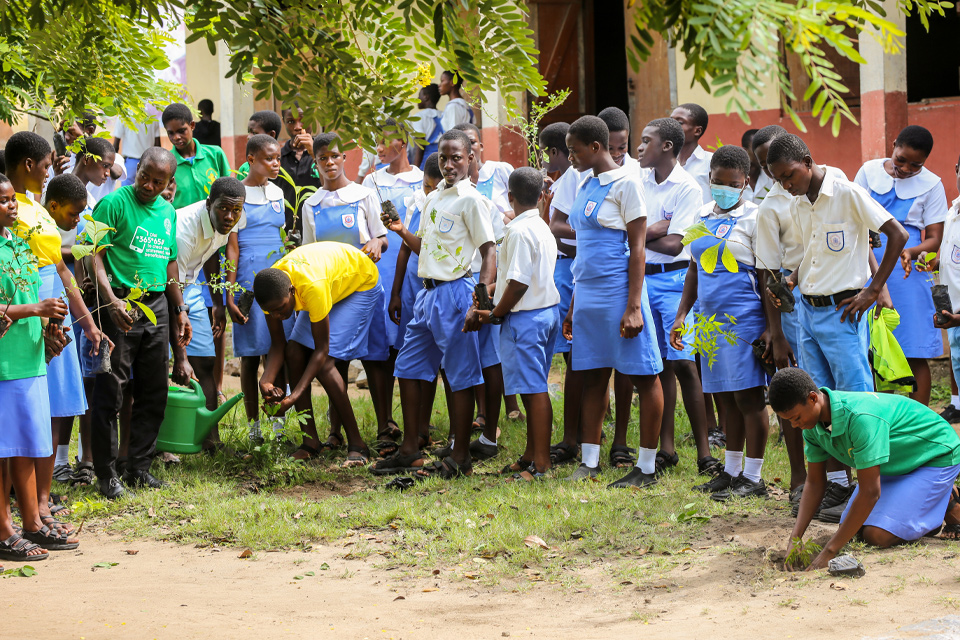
{"left": 0, "top": 233, "right": 43, "bottom": 381}
{"left": 172, "top": 141, "right": 231, "bottom": 209}
{"left": 803, "top": 389, "right": 960, "bottom": 475}
{"left": 91, "top": 186, "right": 178, "bottom": 292}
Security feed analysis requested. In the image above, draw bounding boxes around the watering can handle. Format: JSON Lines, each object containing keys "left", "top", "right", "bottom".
{"left": 168, "top": 374, "right": 204, "bottom": 397}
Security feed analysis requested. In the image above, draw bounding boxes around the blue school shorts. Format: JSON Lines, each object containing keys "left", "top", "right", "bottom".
{"left": 394, "top": 278, "right": 483, "bottom": 392}
{"left": 779, "top": 271, "right": 803, "bottom": 367}
{"left": 797, "top": 297, "right": 872, "bottom": 391}
{"left": 184, "top": 284, "right": 215, "bottom": 358}
{"left": 479, "top": 324, "right": 501, "bottom": 369}
{"left": 645, "top": 268, "right": 695, "bottom": 362}
{"left": 949, "top": 326, "right": 960, "bottom": 391}
{"left": 500, "top": 306, "right": 560, "bottom": 395}
{"left": 290, "top": 282, "right": 389, "bottom": 362}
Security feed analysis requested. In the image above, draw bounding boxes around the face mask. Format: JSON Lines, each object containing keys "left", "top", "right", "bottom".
{"left": 711, "top": 185, "right": 743, "bottom": 210}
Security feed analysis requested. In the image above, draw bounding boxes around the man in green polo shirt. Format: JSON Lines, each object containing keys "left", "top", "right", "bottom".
{"left": 770, "top": 368, "right": 960, "bottom": 569}
{"left": 89, "top": 146, "right": 193, "bottom": 499}
{"left": 162, "top": 103, "right": 231, "bottom": 209}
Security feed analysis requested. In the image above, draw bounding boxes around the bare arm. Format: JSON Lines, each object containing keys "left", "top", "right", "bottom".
{"left": 621, "top": 217, "right": 648, "bottom": 339}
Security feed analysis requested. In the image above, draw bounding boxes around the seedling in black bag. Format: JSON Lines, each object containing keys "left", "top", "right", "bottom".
{"left": 474, "top": 283, "right": 494, "bottom": 311}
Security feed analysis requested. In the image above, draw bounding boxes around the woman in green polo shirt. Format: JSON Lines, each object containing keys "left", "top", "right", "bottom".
{"left": 770, "top": 367, "right": 960, "bottom": 569}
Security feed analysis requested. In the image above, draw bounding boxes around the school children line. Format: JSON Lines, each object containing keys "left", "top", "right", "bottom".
{"left": 1, "top": 80, "right": 959, "bottom": 568}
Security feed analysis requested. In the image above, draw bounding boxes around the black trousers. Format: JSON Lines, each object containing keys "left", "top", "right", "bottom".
{"left": 91, "top": 291, "right": 169, "bottom": 477}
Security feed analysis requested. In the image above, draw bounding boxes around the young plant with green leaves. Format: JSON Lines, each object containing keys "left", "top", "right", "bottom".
{"left": 914, "top": 250, "right": 939, "bottom": 286}
{"left": 508, "top": 89, "right": 572, "bottom": 170}
{"left": 0, "top": 223, "right": 41, "bottom": 339}
{"left": 785, "top": 536, "right": 823, "bottom": 571}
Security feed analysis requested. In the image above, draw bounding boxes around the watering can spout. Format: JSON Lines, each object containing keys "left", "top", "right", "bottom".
{"left": 196, "top": 392, "right": 244, "bottom": 440}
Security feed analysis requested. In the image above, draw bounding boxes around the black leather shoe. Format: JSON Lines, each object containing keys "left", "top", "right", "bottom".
{"left": 122, "top": 469, "right": 165, "bottom": 489}
{"left": 98, "top": 475, "right": 126, "bottom": 500}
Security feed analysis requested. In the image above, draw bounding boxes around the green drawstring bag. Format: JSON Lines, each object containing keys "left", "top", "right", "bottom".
{"left": 868, "top": 308, "right": 917, "bottom": 393}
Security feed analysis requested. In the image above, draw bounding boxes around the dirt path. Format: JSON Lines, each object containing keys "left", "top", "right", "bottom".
{"left": 13, "top": 517, "right": 960, "bottom": 640}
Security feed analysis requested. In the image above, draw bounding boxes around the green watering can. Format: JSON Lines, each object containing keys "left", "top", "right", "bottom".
{"left": 156, "top": 378, "right": 244, "bottom": 454}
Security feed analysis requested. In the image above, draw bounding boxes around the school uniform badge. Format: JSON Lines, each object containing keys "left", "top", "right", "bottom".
{"left": 584, "top": 201, "right": 597, "bottom": 217}
{"left": 341, "top": 213, "right": 356, "bottom": 228}
{"left": 716, "top": 223, "right": 732, "bottom": 238}
{"left": 826, "top": 230, "right": 844, "bottom": 252}
{"left": 663, "top": 210, "right": 674, "bottom": 220}
{"left": 952, "top": 244, "right": 960, "bottom": 264}
{"left": 272, "top": 201, "right": 283, "bottom": 213}
{"left": 438, "top": 216, "right": 454, "bottom": 233}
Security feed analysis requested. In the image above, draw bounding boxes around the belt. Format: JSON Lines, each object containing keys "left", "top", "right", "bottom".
{"left": 645, "top": 261, "right": 689, "bottom": 275}
{"left": 801, "top": 289, "right": 860, "bottom": 308}
{"left": 112, "top": 288, "right": 164, "bottom": 301}
{"left": 423, "top": 270, "right": 472, "bottom": 290}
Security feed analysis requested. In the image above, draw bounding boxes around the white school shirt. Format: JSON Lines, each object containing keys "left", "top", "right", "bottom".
{"left": 418, "top": 179, "right": 496, "bottom": 281}
{"left": 642, "top": 163, "right": 702, "bottom": 263}
{"left": 411, "top": 108, "right": 442, "bottom": 141}
{"left": 755, "top": 166, "right": 848, "bottom": 273}
{"left": 496, "top": 208, "right": 560, "bottom": 311}
{"left": 301, "top": 182, "right": 388, "bottom": 245}
{"left": 362, "top": 166, "right": 424, "bottom": 200}
{"left": 580, "top": 164, "right": 647, "bottom": 230}
{"left": 112, "top": 120, "right": 160, "bottom": 159}
{"left": 356, "top": 149, "right": 378, "bottom": 181}
{"left": 404, "top": 188, "right": 428, "bottom": 230}
{"left": 854, "top": 159, "right": 948, "bottom": 230}
{"left": 698, "top": 200, "right": 760, "bottom": 267}
{"left": 681, "top": 145, "right": 713, "bottom": 204}
{"left": 790, "top": 170, "right": 893, "bottom": 296}
{"left": 175, "top": 200, "right": 246, "bottom": 284}
{"left": 550, "top": 166, "right": 588, "bottom": 257}
{"left": 751, "top": 171, "right": 776, "bottom": 205}
{"left": 478, "top": 161, "right": 514, "bottom": 216}
{"left": 940, "top": 198, "right": 960, "bottom": 312}
{"left": 440, "top": 98, "right": 474, "bottom": 131}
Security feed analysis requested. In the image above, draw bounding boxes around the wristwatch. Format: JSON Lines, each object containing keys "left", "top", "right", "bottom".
{"left": 174, "top": 304, "right": 189, "bottom": 314}
{"left": 488, "top": 313, "right": 503, "bottom": 325}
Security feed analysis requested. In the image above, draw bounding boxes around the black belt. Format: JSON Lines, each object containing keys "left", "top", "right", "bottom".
{"left": 801, "top": 289, "right": 860, "bottom": 308}
{"left": 112, "top": 288, "right": 164, "bottom": 302}
{"left": 645, "top": 261, "right": 689, "bottom": 275}
{"left": 423, "top": 270, "right": 472, "bottom": 290}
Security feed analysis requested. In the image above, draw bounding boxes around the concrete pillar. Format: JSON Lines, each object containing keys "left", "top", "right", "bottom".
{"left": 859, "top": 0, "right": 908, "bottom": 160}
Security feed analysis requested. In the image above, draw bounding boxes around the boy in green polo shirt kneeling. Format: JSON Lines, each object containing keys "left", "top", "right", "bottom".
{"left": 770, "top": 368, "right": 960, "bottom": 569}
{"left": 162, "top": 103, "right": 232, "bottom": 210}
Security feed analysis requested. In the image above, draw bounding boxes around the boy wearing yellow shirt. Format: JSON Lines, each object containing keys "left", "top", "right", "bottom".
{"left": 253, "top": 242, "right": 385, "bottom": 465}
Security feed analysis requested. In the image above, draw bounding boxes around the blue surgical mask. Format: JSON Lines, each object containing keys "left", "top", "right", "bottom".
{"left": 711, "top": 185, "right": 743, "bottom": 211}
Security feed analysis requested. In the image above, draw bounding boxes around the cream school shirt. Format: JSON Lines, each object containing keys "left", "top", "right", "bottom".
{"left": 642, "top": 163, "right": 702, "bottom": 263}
{"left": 854, "top": 159, "right": 948, "bottom": 229}
{"left": 751, "top": 171, "right": 776, "bottom": 205}
{"left": 755, "top": 166, "right": 848, "bottom": 272}
{"left": 418, "top": 179, "right": 496, "bottom": 281}
{"left": 681, "top": 145, "right": 713, "bottom": 204}
{"left": 362, "top": 166, "right": 424, "bottom": 195}
{"left": 549, "top": 166, "right": 587, "bottom": 257}
{"left": 175, "top": 200, "right": 246, "bottom": 284}
{"left": 941, "top": 198, "right": 960, "bottom": 313}
{"left": 478, "top": 161, "right": 514, "bottom": 216}
{"left": 302, "top": 182, "right": 388, "bottom": 246}
{"left": 441, "top": 98, "right": 473, "bottom": 131}
{"left": 698, "top": 200, "right": 759, "bottom": 267}
{"left": 496, "top": 209, "right": 560, "bottom": 311}
{"left": 790, "top": 170, "right": 893, "bottom": 296}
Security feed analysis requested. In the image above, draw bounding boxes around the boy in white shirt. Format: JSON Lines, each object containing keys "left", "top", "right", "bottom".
{"left": 671, "top": 103, "right": 713, "bottom": 204}
{"left": 934, "top": 156, "right": 960, "bottom": 411}
{"left": 469, "top": 167, "right": 560, "bottom": 479}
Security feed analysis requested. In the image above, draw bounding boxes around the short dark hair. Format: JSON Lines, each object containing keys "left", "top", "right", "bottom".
{"left": 0, "top": 152, "right": 5, "bottom": 175}
{"left": 741, "top": 129, "right": 758, "bottom": 150}
{"left": 752, "top": 125, "right": 788, "bottom": 152}
{"left": 508, "top": 167, "right": 543, "bottom": 208}
{"left": 539, "top": 122, "right": 569, "bottom": 155}
{"left": 597, "top": 107, "right": 630, "bottom": 134}
{"left": 766, "top": 134, "right": 811, "bottom": 167}
{"left": 249, "top": 110, "right": 282, "bottom": 138}
{"left": 246, "top": 133, "right": 280, "bottom": 157}
{"left": 421, "top": 83, "right": 440, "bottom": 105}
{"left": 45, "top": 173, "right": 87, "bottom": 205}
{"left": 4, "top": 131, "right": 52, "bottom": 170}
{"left": 0, "top": 171, "right": 8, "bottom": 186}
{"left": 768, "top": 368, "right": 819, "bottom": 413}
{"left": 646, "top": 118, "right": 684, "bottom": 157}
{"left": 438, "top": 129, "right": 472, "bottom": 153}
{"left": 895, "top": 125, "right": 934, "bottom": 157}
{"left": 313, "top": 132, "right": 339, "bottom": 156}
{"left": 253, "top": 267, "right": 292, "bottom": 307}
{"left": 209, "top": 176, "right": 245, "bottom": 202}
{"left": 452, "top": 122, "right": 481, "bottom": 140}
{"left": 140, "top": 146, "right": 177, "bottom": 175}
{"left": 198, "top": 99, "right": 214, "bottom": 115}
{"left": 79, "top": 136, "right": 114, "bottom": 162}
{"left": 77, "top": 111, "right": 97, "bottom": 131}
{"left": 568, "top": 115, "right": 609, "bottom": 148}
{"left": 710, "top": 145, "right": 751, "bottom": 177}
{"left": 441, "top": 70, "right": 463, "bottom": 89}
{"left": 423, "top": 152, "right": 442, "bottom": 181}
{"left": 162, "top": 103, "right": 194, "bottom": 126}
{"left": 677, "top": 103, "right": 709, "bottom": 133}
{"left": 381, "top": 118, "right": 405, "bottom": 141}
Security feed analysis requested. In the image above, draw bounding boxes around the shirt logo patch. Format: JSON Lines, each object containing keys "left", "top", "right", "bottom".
{"left": 438, "top": 216, "right": 454, "bottom": 234}
{"left": 129, "top": 225, "right": 169, "bottom": 259}
{"left": 164, "top": 218, "right": 172, "bottom": 234}
{"left": 826, "top": 230, "right": 844, "bottom": 252}
{"left": 716, "top": 223, "right": 732, "bottom": 238}
{"left": 584, "top": 201, "right": 598, "bottom": 217}
{"left": 272, "top": 201, "right": 283, "bottom": 213}
{"left": 341, "top": 213, "right": 356, "bottom": 229}
{"left": 663, "top": 210, "right": 674, "bottom": 221}
{"left": 952, "top": 244, "right": 960, "bottom": 264}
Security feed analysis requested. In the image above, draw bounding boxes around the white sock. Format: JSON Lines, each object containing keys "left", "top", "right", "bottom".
{"left": 636, "top": 447, "right": 656, "bottom": 475}
{"left": 827, "top": 471, "right": 849, "bottom": 487}
{"left": 724, "top": 450, "right": 744, "bottom": 477}
{"left": 952, "top": 395, "right": 959, "bottom": 407}
{"left": 448, "top": 437, "right": 455, "bottom": 448}
{"left": 249, "top": 420, "right": 261, "bottom": 437}
{"left": 743, "top": 456, "right": 764, "bottom": 483}
{"left": 77, "top": 438, "right": 84, "bottom": 460}
{"left": 582, "top": 443, "right": 601, "bottom": 468}
{"left": 55, "top": 445, "right": 70, "bottom": 467}
{"left": 479, "top": 434, "right": 496, "bottom": 446}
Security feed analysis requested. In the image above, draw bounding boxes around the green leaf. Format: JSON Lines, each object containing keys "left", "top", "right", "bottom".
{"left": 720, "top": 246, "right": 739, "bottom": 273}
{"left": 131, "top": 299, "right": 157, "bottom": 325}
{"left": 699, "top": 243, "right": 720, "bottom": 273}
{"left": 681, "top": 222, "right": 712, "bottom": 245}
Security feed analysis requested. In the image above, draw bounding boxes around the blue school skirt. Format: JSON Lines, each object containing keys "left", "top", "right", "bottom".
{"left": 184, "top": 284, "right": 215, "bottom": 358}
{"left": 0, "top": 375, "right": 53, "bottom": 457}
{"left": 232, "top": 295, "right": 295, "bottom": 357}
{"left": 40, "top": 264, "right": 87, "bottom": 417}
{"left": 501, "top": 306, "right": 560, "bottom": 395}
{"left": 840, "top": 463, "right": 960, "bottom": 541}
{"left": 552, "top": 257, "right": 574, "bottom": 355}
{"left": 290, "top": 282, "right": 389, "bottom": 362}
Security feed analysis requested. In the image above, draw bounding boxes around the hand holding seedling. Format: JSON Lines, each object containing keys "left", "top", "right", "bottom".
{"left": 669, "top": 319, "right": 685, "bottom": 351}
{"left": 259, "top": 382, "right": 286, "bottom": 405}
{"left": 36, "top": 297, "right": 68, "bottom": 321}
{"left": 934, "top": 310, "right": 960, "bottom": 329}
{"left": 226, "top": 297, "right": 249, "bottom": 325}
{"left": 768, "top": 273, "right": 797, "bottom": 310}
{"left": 52, "top": 153, "right": 71, "bottom": 176}
{"left": 107, "top": 298, "right": 134, "bottom": 332}
{"left": 43, "top": 321, "right": 69, "bottom": 359}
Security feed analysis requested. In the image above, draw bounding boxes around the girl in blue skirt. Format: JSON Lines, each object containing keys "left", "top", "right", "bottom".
{"left": 854, "top": 125, "right": 947, "bottom": 406}
{"left": 227, "top": 135, "right": 295, "bottom": 441}
{"left": 671, "top": 146, "right": 771, "bottom": 501}
{"left": 561, "top": 116, "right": 664, "bottom": 488}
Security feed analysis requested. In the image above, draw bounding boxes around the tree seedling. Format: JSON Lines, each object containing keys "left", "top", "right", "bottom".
{"left": 785, "top": 537, "right": 822, "bottom": 571}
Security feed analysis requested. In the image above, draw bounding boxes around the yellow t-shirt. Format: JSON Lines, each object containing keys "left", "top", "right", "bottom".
{"left": 14, "top": 194, "right": 62, "bottom": 268}
{"left": 275, "top": 242, "right": 379, "bottom": 322}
